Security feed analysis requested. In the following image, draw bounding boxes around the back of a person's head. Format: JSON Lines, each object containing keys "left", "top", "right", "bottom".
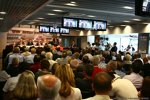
{"left": 18, "top": 61, "right": 30, "bottom": 73}
{"left": 33, "top": 55, "right": 41, "bottom": 63}
{"left": 13, "top": 70, "right": 37, "bottom": 99}
{"left": 37, "top": 74, "right": 61, "bottom": 99}
{"left": 85, "top": 64, "right": 94, "bottom": 76}
{"left": 92, "top": 55, "right": 100, "bottom": 65}
{"left": 70, "top": 59, "right": 79, "bottom": 70}
{"left": 40, "top": 59, "right": 50, "bottom": 70}
{"left": 82, "top": 55, "right": 90, "bottom": 63}
{"left": 106, "top": 60, "right": 117, "bottom": 72}
{"left": 132, "top": 59, "right": 143, "bottom": 73}
{"left": 62, "top": 50, "right": 67, "bottom": 58}
{"left": 73, "top": 52, "right": 80, "bottom": 59}
{"left": 93, "top": 72, "right": 112, "bottom": 94}
{"left": 11, "top": 57, "right": 19, "bottom": 65}
{"left": 31, "top": 48, "right": 36, "bottom": 54}
{"left": 45, "top": 52, "right": 53, "bottom": 60}
{"left": 13, "top": 47, "right": 20, "bottom": 53}
{"left": 124, "top": 54, "right": 132, "bottom": 61}
{"left": 140, "top": 76, "right": 150, "bottom": 98}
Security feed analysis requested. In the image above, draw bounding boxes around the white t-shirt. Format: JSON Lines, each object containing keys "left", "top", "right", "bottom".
{"left": 56, "top": 87, "right": 82, "bottom": 100}
{"left": 109, "top": 78, "right": 138, "bottom": 100}
{"left": 3, "top": 74, "right": 20, "bottom": 92}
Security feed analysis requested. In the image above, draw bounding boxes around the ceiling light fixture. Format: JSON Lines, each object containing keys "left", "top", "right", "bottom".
{"left": 70, "top": 1, "right": 76, "bottom": 4}
{"left": 65, "top": 3, "right": 77, "bottom": 6}
{"left": 53, "top": 9, "right": 63, "bottom": 12}
{"left": 120, "top": 25, "right": 126, "bottom": 26}
{"left": 0, "top": 12, "right": 6, "bottom": 14}
{"left": 108, "top": 26, "right": 114, "bottom": 27}
{"left": 123, "top": 6, "right": 133, "bottom": 9}
{"left": 0, "top": 18, "right": 4, "bottom": 20}
{"left": 47, "top": 13, "right": 56, "bottom": 15}
{"left": 132, "top": 19, "right": 141, "bottom": 21}
{"left": 123, "top": 20, "right": 130, "bottom": 22}
{"left": 37, "top": 17, "right": 44, "bottom": 19}
{"left": 87, "top": 15, "right": 95, "bottom": 17}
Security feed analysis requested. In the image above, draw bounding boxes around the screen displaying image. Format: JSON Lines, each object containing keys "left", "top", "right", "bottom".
{"left": 39, "top": 26, "right": 50, "bottom": 33}
{"left": 78, "top": 19, "right": 93, "bottom": 29}
{"left": 63, "top": 18, "right": 78, "bottom": 28}
{"left": 50, "top": 27, "right": 59, "bottom": 33}
{"left": 60, "top": 28, "right": 70, "bottom": 34}
{"left": 93, "top": 21, "right": 107, "bottom": 30}
{"left": 142, "top": 0, "right": 150, "bottom": 12}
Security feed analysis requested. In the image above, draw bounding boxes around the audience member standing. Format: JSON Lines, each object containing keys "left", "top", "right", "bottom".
{"left": 111, "top": 42, "right": 117, "bottom": 53}
{"left": 55, "top": 64, "right": 82, "bottom": 100}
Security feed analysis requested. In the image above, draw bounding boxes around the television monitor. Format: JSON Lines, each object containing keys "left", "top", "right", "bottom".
{"left": 50, "top": 27, "right": 59, "bottom": 33}
{"left": 78, "top": 19, "right": 93, "bottom": 29}
{"left": 39, "top": 25, "right": 50, "bottom": 33}
{"left": 62, "top": 17, "right": 78, "bottom": 28}
{"left": 93, "top": 20, "right": 107, "bottom": 31}
{"left": 60, "top": 28, "right": 70, "bottom": 34}
{"left": 135, "top": 0, "right": 150, "bottom": 16}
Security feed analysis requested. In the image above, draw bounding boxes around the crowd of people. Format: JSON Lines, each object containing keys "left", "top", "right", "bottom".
{"left": 0, "top": 41, "right": 150, "bottom": 100}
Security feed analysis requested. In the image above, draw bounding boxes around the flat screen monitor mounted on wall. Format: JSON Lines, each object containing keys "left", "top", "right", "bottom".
{"left": 62, "top": 17, "right": 78, "bottom": 28}
{"left": 135, "top": 0, "right": 150, "bottom": 16}
{"left": 60, "top": 28, "right": 70, "bottom": 34}
{"left": 78, "top": 19, "right": 93, "bottom": 29}
{"left": 39, "top": 25, "right": 50, "bottom": 33}
{"left": 93, "top": 20, "right": 107, "bottom": 31}
{"left": 49, "top": 27, "right": 60, "bottom": 33}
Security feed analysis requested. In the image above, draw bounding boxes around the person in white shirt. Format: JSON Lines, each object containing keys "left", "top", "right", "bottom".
{"left": 109, "top": 73, "right": 138, "bottom": 100}
{"left": 83, "top": 72, "right": 112, "bottom": 100}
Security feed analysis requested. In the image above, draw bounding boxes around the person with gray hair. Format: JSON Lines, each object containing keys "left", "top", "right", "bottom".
{"left": 37, "top": 74, "right": 61, "bottom": 100}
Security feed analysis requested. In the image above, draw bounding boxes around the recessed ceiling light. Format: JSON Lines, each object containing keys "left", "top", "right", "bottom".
{"left": 0, "top": 12, "right": 6, "bottom": 14}
{"left": 108, "top": 26, "right": 114, "bottom": 27}
{"left": 47, "top": 13, "right": 56, "bottom": 15}
{"left": 123, "top": 20, "right": 130, "bottom": 22}
{"left": 0, "top": 18, "right": 4, "bottom": 20}
{"left": 37, "top": 17, "right": 44, "bottom": 19}
{"left": 34, "top": 20, "right": 40, "bottom": 21}
{"left": 70, "top": 1, "right": 76, "bottom": 4}
{"left": 142, "top": 22, "right": 149, "bottom": 24}
{"left": 87, "top": 15, "right": 95, "bottom": 17}
{"left": 123, "top": 6, "right": 133, "bottom": 9}
{"left": 65, "top": 3, "right": 77, "bottom": 6}
{"left": 53, "top": 9, "right": 63, "bottom": 12}
{"left": 120, "top": 25, "right": 126, "bottom": 26}
{"left": 132, "top": 19, "right": 141, "bottom": 21}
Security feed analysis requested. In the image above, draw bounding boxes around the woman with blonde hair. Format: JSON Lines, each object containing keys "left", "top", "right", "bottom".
{"left": 6, "top": 70, "right": 38, "bottom": 100}
{"left": 55, "top": 64, "right": 82, "bottom": 100}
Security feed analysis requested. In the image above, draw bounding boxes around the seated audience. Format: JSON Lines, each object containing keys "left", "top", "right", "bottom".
{"left": 55, "top": 64, "right": 82, "bottom": 100}
{"left": 37, "top": 74, "right": 61, "bottom": 100}
{"left": 83, "top": 72, "right": 112, "bottom": 100}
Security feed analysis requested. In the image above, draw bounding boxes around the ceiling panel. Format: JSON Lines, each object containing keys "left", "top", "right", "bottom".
{"left": 1, "top": 0, "right": 150, "bottom": 31}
